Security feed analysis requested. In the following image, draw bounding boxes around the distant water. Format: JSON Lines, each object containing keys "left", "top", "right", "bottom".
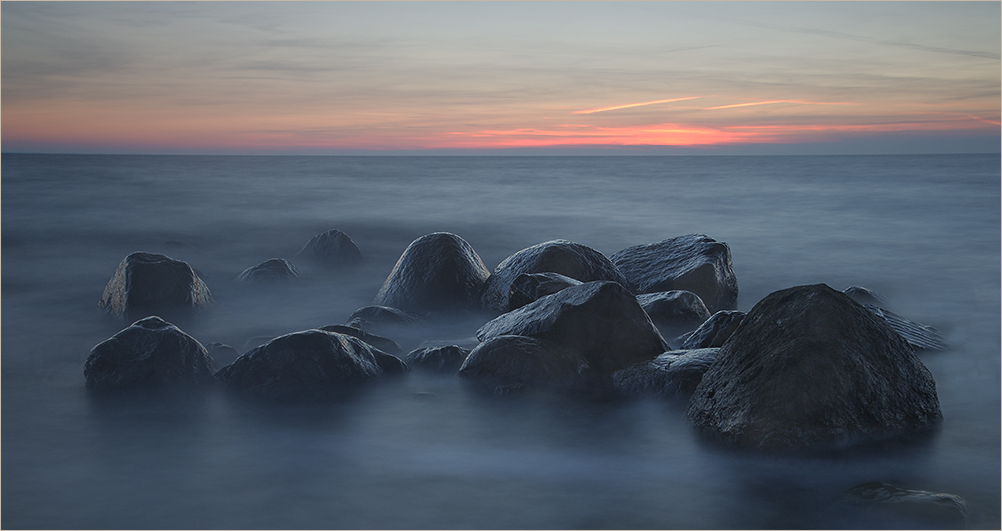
{"left": 2, "top": 153, "right": 999, "bottom": 529}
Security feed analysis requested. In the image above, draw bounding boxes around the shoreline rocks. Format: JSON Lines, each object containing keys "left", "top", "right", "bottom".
{"left": 235, "top": 258, "right": 300, "bottom": 283}
{"left": 295, "top": 229, "right": 362, "bottom": 268}
{"left": 459, "top": 335, "right": 591, "bottom": 393}
{"left": 99, "top": 252, "right": 212, "bottom": 321}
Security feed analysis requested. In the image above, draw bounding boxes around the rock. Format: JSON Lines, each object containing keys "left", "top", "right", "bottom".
{"left": 480, "top": 240, "right": 630, "bottom": 315}
{"left": 405, "top": 345, "right": 471, "bottom": 372}
{"left": 687, "top": 284, "right": 942, "bottom": 451}
{"left": 295, "top": 229, "right": 362, "bottom": 268}
{"left": 477, "top": 281, "right": 668, "bottom": 375}
{"left": 205, "top": 342, "right": 241, "bottom": 367}
{"left": 344, "top": 305, "right": 425, "bottom": 335}
{"left": 843, "top": 285, "right": 887, "bottom": 306}
{"left": 235, "top": 258, "right": 300, "bottom": 283}
{"left": 84, "top": 316, "right": 214, "bottom": 391}
{"left": 863, "top": 304, "right": 949, "bottom": 351}
{"left": 215, "top": 329, "right": 407, "bottom": 401}
{"left": 99, "top": 252, "right": 212, "bottom": 321}
{"left": 838, "top": 482, "right": 969, "bottom": 529}
{"left": 507, "top": 272, "right": 583, "bottom": 311}
{"left": 636, "top": 290, "right": 711, "bottom": 336}
{"left": 612, "top": 349, "right": 718, "bottom": 399}
{"left": 373, "top": 232, "right": 490, "bottom": 315}
{"left": 318, "top": 324, "right": 403, "bottom": 355}
{"left": 676, "top": 310, "right": 746, "bottom": 349}
{"left": 611, "top": 234, "right": 737, "bottom": 313}
{"left": 459, "top": 335, "right": 591, "bottom": 393}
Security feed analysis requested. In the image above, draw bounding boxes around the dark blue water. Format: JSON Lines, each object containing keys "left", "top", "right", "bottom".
{"left": 3, "top": 154, "right": 999, "bottom": 529}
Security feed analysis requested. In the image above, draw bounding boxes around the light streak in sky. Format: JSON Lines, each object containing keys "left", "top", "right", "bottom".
{"left": 704, "top": 100, "right": 858, "bottom": 110}
{"left": 574, "top": 97, "right": 703, "bottom": 114}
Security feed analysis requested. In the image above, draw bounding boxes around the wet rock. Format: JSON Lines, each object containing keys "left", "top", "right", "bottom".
{"left": 318, "top": 324, "right": 403, "bottom": 355}
{"left": 344, "top": 305, "right": 425, "bottom": 337}
{"left": 205, "top": 342, "right": 241, "bottom": 367}
{"left": 843, "top": 285, "right": 887, "bottom": 306}
{"left": 235, "top": 258, "right": 300, "bottom": 283}
{"left": 480, "top": 240, "right": 630, "bottom": 315}
{"left": 612, "top": 349, "right": 718, "bottom": 399}
{"left": 459, "top": 335, "right": 590, "bottom": 393}
{"left": 863, "top": 304, "right": 949, "bottom": 351}
{"left": 295, "top": 229, "right": 362, "bottom": 268}
{"left": 838, "top": 482, "right": 969, "bottom": 529}
{"left": 611, "top": 234, "right": 737, "bottom": 313}
{"left": 215, "top": 329, "right": 407, "bottom": 401}
{"left": 99, "top": 252, "right": 212, "bottom": 321}
{"left": 676, "top": 310, "right": 746, "bottom": 349}
{"left": 477, "top": 281, "right": 668, "bottom": 375}
{"left": 405, "top": 345, "right": 471, "bottom": 372}
{"left": 636, "top": 290, "right": 711, "bottom": 336}
{"left": 84, "top": 316, "right": 214, "bottom": 391}
{"left": 687, "top": 284, "right": 942, "bottom": 451}
{"left": 507, "top": 272, "right": 583, "bottom": 311}
{"left": 374, "top": 232, "right": 490, "bottom": 315}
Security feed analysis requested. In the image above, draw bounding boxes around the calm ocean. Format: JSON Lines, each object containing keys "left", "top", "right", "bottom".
{"left": 2, "top": 153, "right": 999, "bottom": 528}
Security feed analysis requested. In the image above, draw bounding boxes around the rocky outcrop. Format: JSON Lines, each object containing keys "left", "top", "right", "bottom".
{"left": 480, "top": 240, "right": 630, "bottom": 315}
{"left": 215, "top": 329, "right": 407, "bottom": 401}
{"left": 477, "top": 281, "right": 668, "bottom": 375}
{"left": 837, "top": 482, "right": 969, "bottom": 529}
{"left": 676, "top": 310, "right": 746, "bottom": 349}
{"left": 687, "top": 284, "right": 942, "bottom": 451}
{"left": 99, "top": 252, "right": 212, "bottom": 321}
{"left": 507, "top": 272, "right": 582, "bottom": 311}
{"left": 405, "top": 345, "right": 471, "bottom": 373}
{"left": 459, "top": 335, "right": 590, "bottom": 393}
{"left": 84, "top": 316, "right": 214, "bottom": 391}
{"left": 295, "top": 229, "right": 362, "bottom": 268}
{"left": 612, "top": 349, "right": 718, "bottom": 399}
{"left": 373, "top": 232, "right": 490, "bottom": 315}
{"left": 636, "top": 290, "right": 711, "bottom": 336}
{"left": 235, "top": 258, "right": 300, "bottom": 283}
{"left": 611, "top": 234, "right": 737, "bottom": 313}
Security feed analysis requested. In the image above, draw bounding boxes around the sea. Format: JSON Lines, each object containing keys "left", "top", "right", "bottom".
{"left": 2, "top": 153, "right": 999, "bottom": 529}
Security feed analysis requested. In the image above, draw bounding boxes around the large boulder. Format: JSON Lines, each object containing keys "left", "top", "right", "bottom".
{"left": 99, "top": 252, "right": 212, "bottom": 321}
{"left": 676, "top": 310, "right": 746, "bottom": 349}
{"left": 84, "top": 316, "right": 214, "bottom": 391}
{"left": 373, "top": 232, "right": 490, "bottom": 315}
{"left": 459, "top": 335, "right": 591, "bottom": 393}
{"left": 480, "top": 240, "right": 630, "bottom": 315}
{"left": 477, "top": 281, "right": 668, "bottom": 375}
{"left": 612, "top": 349, "right": 718, "bottom": 399}
{"left": 636, "top": 290, "right": 711, "bottom": 336}
{"left": 215, "top": 329, "right": 407, "bottom": 401}
{"left": 611, "top": 234, "right": 737, "bottom": 313}
{"left": 405, "top": 345, "right": 471, "bottom": 373}
{"left": 507, "top": 272, "right": 583, "bottom": 311}
{"left": 687, "top": 284, "right": 942, "bottom": 451}
{"left": 295, "top": 229, "right": 362, "bottom": 268}
{"left": 235, "top": 258, "right": 300, "bottom": 283}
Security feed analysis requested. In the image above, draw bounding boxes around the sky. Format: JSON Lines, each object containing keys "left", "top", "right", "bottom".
{"left": 2, "top": 1, "right": 1000, "bottom": 155}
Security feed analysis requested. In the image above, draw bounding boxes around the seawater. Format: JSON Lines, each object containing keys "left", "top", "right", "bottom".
{"left": 2, "top": 153, "right": 999, "bottom": 529}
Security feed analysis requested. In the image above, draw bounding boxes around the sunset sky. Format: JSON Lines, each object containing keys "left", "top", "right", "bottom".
{"left": 2, "top": 1, "right": 999, "bottom": 155}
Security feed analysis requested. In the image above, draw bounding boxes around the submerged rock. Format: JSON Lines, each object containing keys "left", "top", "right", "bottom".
{"left": 295, "top": 229, "right": 362, "bottom": 268}
{"left": 612, "top": 349, "right": 719, "bottom": 399}
{"left": 374, "top": 232, "right": 490, "bottom": 315}
{"left": 215, "top": 329, "right": 407, "bottom": 401}
{"left": 687, "top": 284, "right": 942, "bottom": 451}
{"left": 318, "top": 324, "right": 403, "bottom": 355}
{"left": 459, "top": 335, "right": 591, "bottom": 393}
{"left": 863, "top": 304, "right": 949, "bottom": 351}
{"left": 676, "top": 310, "right": 746, "bottom": 349}
{"left": 837, "top": 482, "right": 969, "bottom": 529}
{"left": 406, "top": 345, "right": 471, "bottom": 373}
{"left": 99, "top": 252, "right": 212, "bottom": 321}
{"left": 477, "top": 281, "right": 668, "bottom": 375}
{"left": 235, "top": 258, "right": 300, "bottom": 283}
{"left": 636, "top": 290, "right": 711, "bottom": 336}
{"left": 84, "top": 316, "right": 214, "bottom": 391}
{"left": 480, "top": 240, "right": 630, "bottom": 315}
{"left": 611, "top": 234, "right": 737, "bottom": 313}
{"left": 507, "top": 272, "right": 583, "bottom": 311}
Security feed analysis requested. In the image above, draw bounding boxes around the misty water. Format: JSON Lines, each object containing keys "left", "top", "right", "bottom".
{"left": 2, "top": 153, "right": 999, "bottom": 529}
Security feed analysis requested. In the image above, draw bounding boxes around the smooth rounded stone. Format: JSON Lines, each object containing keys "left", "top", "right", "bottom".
{"left": 215, "top": 329, "right": 407, "bottom": 401}
{"left": 687, "top": 284, "right": 942, "bottom": 451}
{"left": 863, "top": 304, "right": 949, "bottom": 351}
{"left": 837, "top": 482, "right": 969, "bottom": 529}
{"left": 374, "top": 232, "right": 490, "bottom": 315}
{"left": 235, "top": 258, "right": 300, "bottom": 283}
{"left": 613, "top": 349, "right": 719, "bottom": 399}
{"left": 636, "top": 290, "right": 711, "bottom": 336}
{"left": 99, "top": 252, "right": 212, "bottom": 321}
{"left": 480, "top": 240, "right": 630, "bottom": 315}
{"left": 317, "top": 324, "right": 403, "bottom": 355}
{"left": 675, "top": 310, "right": 747, "bottom": 349}
{"left": 295, "top": 229, "right": 362, "bottom": 268}
{"left": 405, "top": 345, "right": 471, "bottom": 372}
{"left": 507, "top": 272, "right": 583, "bottom": 311}
{"left": 611, "top": 234, "right": 737, "bottom": 313}
{"left": 843, "top": 285, "right": 887, "bottom": 306}
{"left": 84, "top": 316, "right": 214, "bottom": 391}
{"left": 477, "top": 281, "right": 668, "bottom": 375}
{"left": 459, "top": 335, "right": 590, "bottom": 393}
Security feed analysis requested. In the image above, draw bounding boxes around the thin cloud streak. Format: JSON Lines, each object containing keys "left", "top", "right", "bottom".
{"left": 574, "top": 96, "right": 703, "bottom": 114}
{"left": 704, "top": 100, "right": 859, "bottom": 110}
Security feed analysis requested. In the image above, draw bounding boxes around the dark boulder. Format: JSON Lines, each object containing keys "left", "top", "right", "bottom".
{"left": 676, "top": 310, "right": 746, "bottom": 349}
{"left": 612, "top": 349, "right": 718, "bottom": 399}
{"left": 84, "top": 316, "right": 214, "bottom": 391}
{"left": 459, "top": 335, "right": 590, "bottom": 393}
{"left": 477, "top": 281, "right": 668, "bottom": 375}
{"left": 480, "top": 240, "right": 630, "bottom": 315}
{"left": 843, "top": 285, "right": 887, "bottom": 306}
{"left": 405, "top": 345, "right": 471, "bottom": 373}
{"left": 295, "top": 229, "right": 362, "bottom": 268}
{"left": 507, "top": 272, "right": 583, "bottom": 311}
{"left": 99, "top": 252, "right": 212, "bottom": 321}
{"left": 687, "top": 284, "right": 942, "bottom": 451}
{"left": 863, "top": 304, "right": 949, "bottom": 351}
{"left": 318, "top": 324, "right": 403, "bottom": 355}
{"left": 837, "top": 482, "right": 969, "bottom": 529}
{"left": 344, "top": 305, "right": 425, "bottom": 337}
{"left": 205, "top": 342, "right": 241, "bottom": 367}
{"left": 636, "top": 290, "right": 711, "bottom": 336}
{"left": 373, "top": 232, "right": 490, "bottom": 315}
{"left": 215, "top": 329, "right": 407, "bottom": 401}
{"left": 611, "top": 234, "right": 737, "bottom": 313}
{"left": 235, "top": 258, "right": 300, "bottom": 283}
